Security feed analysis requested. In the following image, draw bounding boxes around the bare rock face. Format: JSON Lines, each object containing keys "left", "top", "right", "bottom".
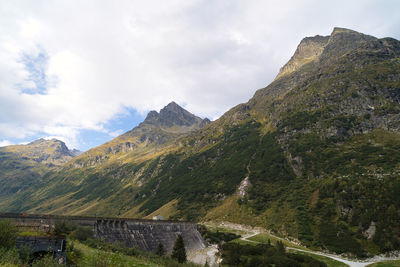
{"left": 238, "top": 176, "right": 251, "bottom": 197}
{"left": 122, "top": 102, "right": 209, "bottom": 144}
{"left": 141, "top": 101, "right": 205, "bottom": 132}
{"left": 275, "top": 35, "right": 329, "bottom": 80}
{"left": 275, "top": 27, "right": 388, "bottom": 80}
{"left": 363, "top": 221, "right": 377, "bottom": 240}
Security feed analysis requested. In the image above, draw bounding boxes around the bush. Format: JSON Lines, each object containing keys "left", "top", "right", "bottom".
{"left": 66, "top": 241, "right": 82, "bottom": 265}
{"left": 31, "top": 254, "right": 59, "bottom": 267}
{"left": 53, "top": 220, "right": 76, "bottom": 236}
{"left": 0, "top": 247, "right": 21, "bottom": 266}
{"left": 156, "top": 242, "right": 165, "bottom": 256}
{"left": 202, "top": 230, "right": 241, "bottom": 244}
{"left": 69, "top": 226, "right": 93, "bottom": 241}
{"left": 0, "top": 220, "right": 18, "bottom": 249}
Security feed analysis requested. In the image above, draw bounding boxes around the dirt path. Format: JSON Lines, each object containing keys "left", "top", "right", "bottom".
{"left": 215, "top": 221, "right": 400, "bottom": 267}
{"left": 287, "top": 247, "right": 374, "bottom": 267}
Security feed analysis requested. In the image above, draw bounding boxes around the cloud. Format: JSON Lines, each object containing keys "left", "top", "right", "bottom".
{"left": 0, "top": 0, "right": 399, "bottom": 149}
{"left": 0, "top": 140, "right": 13, "bottom": 147}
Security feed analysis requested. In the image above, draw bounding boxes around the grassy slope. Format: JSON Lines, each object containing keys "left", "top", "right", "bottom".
{"left": 367, "top": 261, "right": 400, "bottom": 267}
{"left": 73, "top": 241, "right": 158, "bottom": 267}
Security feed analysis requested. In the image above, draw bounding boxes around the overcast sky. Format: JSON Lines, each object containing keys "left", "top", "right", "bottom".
{"left": 1, "top": 0, "right": 399, "bottom": 151}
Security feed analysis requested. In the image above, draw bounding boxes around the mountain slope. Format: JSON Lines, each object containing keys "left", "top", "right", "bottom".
{"left": 0, "top": 139, "right": 80, "bottom": 196}
{"left": 0, "top": 102, "right": 210, "bottom": 216}
{"left": 2, "top": 28, "right": 400, "bottom": 256}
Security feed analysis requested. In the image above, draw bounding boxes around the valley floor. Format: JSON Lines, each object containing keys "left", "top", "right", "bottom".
{"left": 200, "top": 221, "right": 400, "bottom": 267}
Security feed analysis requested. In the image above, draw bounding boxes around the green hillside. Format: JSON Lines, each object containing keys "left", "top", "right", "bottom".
{"left": 0, "top": 139, "right": 80, "bottom": 198}
{"left": 1, "top": 27, "right": 400, "bottom": 257}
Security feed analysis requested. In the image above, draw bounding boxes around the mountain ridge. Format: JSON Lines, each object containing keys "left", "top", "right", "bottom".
{"left": 0, "top": 138, "right": 80, "bottom": 196}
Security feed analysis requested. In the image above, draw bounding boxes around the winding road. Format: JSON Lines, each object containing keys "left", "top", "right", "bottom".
{"left": 215, "top": 222, "right": 400, "bottom": 267}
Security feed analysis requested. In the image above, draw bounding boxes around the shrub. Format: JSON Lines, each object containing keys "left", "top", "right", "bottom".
{"left": 0, "top": 247, "right": 21, "bottom": 266}
{"left": 0, "top": 220, "right": 18, "bottom": 249}
{"left": 31, "top": 254, "right": 59, "bottom": 267}
{"left": 69, "top": 226, "right": 93, "bottom": 241}
{"left": 53, "top": 220, "right": 76, "bottom": 236}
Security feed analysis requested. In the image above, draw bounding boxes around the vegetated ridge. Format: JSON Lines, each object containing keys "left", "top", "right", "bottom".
{"left": 1, "top": 27, "right": 400, "bottom": 257}
{"left": 0, "top": 139, "right": 80, "bottom": 197}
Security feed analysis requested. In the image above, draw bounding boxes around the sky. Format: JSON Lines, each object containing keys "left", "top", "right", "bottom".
{"left": 0, "top": 0, "right": 399, "bottom": 151}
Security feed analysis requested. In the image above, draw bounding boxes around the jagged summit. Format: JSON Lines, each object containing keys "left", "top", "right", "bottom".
{"left": 140, "top": 101, "right": 209, "bottom": 132}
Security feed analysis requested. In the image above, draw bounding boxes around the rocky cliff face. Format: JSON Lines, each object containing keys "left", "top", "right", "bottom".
{"left": 275, "top": 34, "right": 329, "bottom": 80}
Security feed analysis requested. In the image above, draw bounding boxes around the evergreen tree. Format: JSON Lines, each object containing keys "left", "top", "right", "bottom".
{"left": 156, "top": 242, "right": 165, "bottom": 256}
{"left": 276, "top": 240, "right": 285, "bottom": 253}
{"left": 171, "top": 234, "right": 187, "bottom": 263}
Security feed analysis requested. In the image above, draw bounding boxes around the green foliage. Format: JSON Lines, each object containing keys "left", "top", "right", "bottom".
{"left": 171, "top": 235, "right": 187, "bottom": 263}
{"left": 83, "top": 238, "right": 136, "bottom": 256}
{"left": 69, "top": 226, "right": 93, "bottom": 242}
{"left": 31, "top": 254, "right": 59, "bottom": 267}
{"left": 156, "top": 243, "right": 165, "bottom": 256}
{"left": 66, "top": 240, "right": 83, "bottom": 265}
{"left": 318, "top": 221, "right": 364, "bottom": 257}
{"left": 0, "top": 220, "right": 17, "bottom": 250}
{"left": 53, "top": 220, "right": 76, "bottom": 236}
{"left": 201, "top": 229, "right": 241, "bottom": 244}
{"left": 276, "top": 240, "right": 285, "bottom": 253}
{"left": 221, "top": 242, "right": 327, "bottom": 267}
{"left": 0, "top": 247, "right": 21, "bottom": 266}
{"left": 138, "top": 121, "right": 263, "bottom": 219}
{"left": 247, "top": 132, "right": 296, "bottom": 213}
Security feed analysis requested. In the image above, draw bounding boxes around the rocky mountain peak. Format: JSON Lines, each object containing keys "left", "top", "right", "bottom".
{"left": 274, "top": 27, "right": 381, "bottom": 80}
{"left": 142, "top": 102, "right": 205, "bottom": 129}
{"left": 0, "top": 138, "right": 80, "bottom": 166}
{"left": 275, "top": 34, "right": 329, "bottom": 80}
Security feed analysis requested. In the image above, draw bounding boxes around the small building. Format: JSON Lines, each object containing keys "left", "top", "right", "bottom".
{"left": 152, "top": 215, "right": 165, "bottom": 220}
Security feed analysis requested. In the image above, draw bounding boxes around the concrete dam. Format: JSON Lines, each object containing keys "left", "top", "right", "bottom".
{"left": 95, "top": 219, "right": 205, "bottom": 253}
{"left": 0, "top": 213, "right": 205, "bottom": 253}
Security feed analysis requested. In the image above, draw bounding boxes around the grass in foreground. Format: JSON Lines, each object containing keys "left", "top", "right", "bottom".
{"left": 292, "top": 250, "right": 349, "bottom": 267}
{"left": 70, "top": 239, "right": 201, "bottom": 267}
{"left": 366, "top": 260, "right": 400, "bottom": 267}
{"left": 72, "top": 241, "right": 157, "bottom": 267}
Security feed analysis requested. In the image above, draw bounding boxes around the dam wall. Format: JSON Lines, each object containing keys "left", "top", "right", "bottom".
{"left": 0, "top": 213, "right": 205, "bottom": 253}
{"left": 95, "top": 219, "right": 205, "bottom": 253}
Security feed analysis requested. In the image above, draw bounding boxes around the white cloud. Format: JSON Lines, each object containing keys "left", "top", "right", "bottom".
{"left": 0, "top": 0, "right": 399, "bottom": 149}
{"left": 0, "top": 140, "right": 13, "bottom": 147}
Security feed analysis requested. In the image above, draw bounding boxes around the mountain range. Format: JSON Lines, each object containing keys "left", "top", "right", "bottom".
{"left": 1, "top": 27, "right": 399, "bottom": 257}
